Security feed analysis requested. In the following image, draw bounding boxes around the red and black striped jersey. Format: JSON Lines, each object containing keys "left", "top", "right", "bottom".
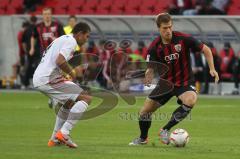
{"left": 33, "top": 20, "right": 65, "bottom": 53}
{"left": 147, "top": 31, "right": 203, "bottom": 86}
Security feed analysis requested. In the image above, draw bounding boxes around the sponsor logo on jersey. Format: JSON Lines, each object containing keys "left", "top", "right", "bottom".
{"left": 164, "top": 53, "right": 179, "bottom": 63}
{"left": 174, "top": 44, "right": 182, "bottom": 52}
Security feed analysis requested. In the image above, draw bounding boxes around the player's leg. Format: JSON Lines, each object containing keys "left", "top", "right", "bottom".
{"left": 129, "top": 84, "right": 173, "bottom": 145}
{"left": 48, "top": 100, "right": 72, "bottom": 147}
{"left": 129, "top": 98, "right": 159, "bottom": 145}
{"left": 160, "top": 86, "right": 197, "bottom": 144}
{"left": 56, "top": 90, "right": 92, "bottom": 148}
{"left": 59, "top": 92, "right": 91, "bottom": 136}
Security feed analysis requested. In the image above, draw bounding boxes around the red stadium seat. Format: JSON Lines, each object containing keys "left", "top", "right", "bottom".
{"left": 110, "top": 5, "right": 123, "bottom": 15}
{"left": 139, "top": 0, "right": 156, "bottom": 14}
{"left": 10, "top": 0, "right": 23, "bottom": 9}
{"left": 124, "top": 0, "right": 144, "bottom": 15}
{"left": 113, "top": 0, "right": 127, "bottom": 9}
{"left": 84, "top": 0, "right": 99, "bottom": 8}
{"left": 68, "top": 7, "right": 81, "bottom": 14}
{"left": 55, "top": 0, "right": 70, "bottom": 9}
{"left": 152, "top": 1, "right": 170, "bottom": 14}
{"left": 70, "top": 0, "right": 85, "bottom": 7}
{"left": 95, "top": 7, "right": 109, "bottom": 15}
{"left": 124, "top": 8, "right": 139, "bottom": 15}
{"left": 142, "top": 0, "right": 157, "bottom": 8}
{"left": 0, "top": 0, "right": 10, "bottom": 9}
{"left": 139, "top": 8, "right": 153, "bottom": 15}
{"left": 80, "top": 8, "right": 95, "bottom": 14}
{"left": 79, "top": 0, "right": 99, "bottom": 14}
{"left": 228, "top": 7, "right": 240, "bottom": 15}
{"left": 126, "top": 0, "right": 141, "bottom": 8}
{"left": 44, "top": 0, "right": 57, "bottom": 8}
{"left": 98, "top": 0, "right": 112, "bottom": 11}
{"left": 6, "top": 7, "right": 17, "bottom": 15}
{"left": 0, "top": 8, "right": 5, "bottom": 14}
{"left": 54, "top": 7, "right": 67, "bottom": 14}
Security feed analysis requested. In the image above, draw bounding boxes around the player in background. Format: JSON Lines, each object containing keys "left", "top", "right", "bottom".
{"left": 64, "top": 15, "right": 77, "bottom": 34}
{"left": 31, "top": 7, "right": 65, "bottom": 53}
{"left": 33, "top": 22, "right": 91, "bottom": 148}
{"left": 129, "top": 13, "right": 219, "bottom": 145}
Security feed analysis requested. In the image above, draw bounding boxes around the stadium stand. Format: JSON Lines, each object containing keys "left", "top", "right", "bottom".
{"left": 0, "top": 0, "right": 237, "bottom": 15}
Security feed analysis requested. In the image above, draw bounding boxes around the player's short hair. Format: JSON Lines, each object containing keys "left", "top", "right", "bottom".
{"left": 155, "top": 13, "right": 172, "bottom": 28}
{"left": 68, "top": 15, "right": 77, "bottom": 21}
{"left": 72, "top": 22, "right": 91, "bottom": 34}
{"left": 42, "top": 7, "right": 52, "bottom": 13}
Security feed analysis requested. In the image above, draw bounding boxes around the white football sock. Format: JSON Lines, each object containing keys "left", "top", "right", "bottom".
{"left": 61, "top": 101, "right": 88, "bottom": 135}
{"left": 50, "top": 106, "right": 70, "bottom": 140}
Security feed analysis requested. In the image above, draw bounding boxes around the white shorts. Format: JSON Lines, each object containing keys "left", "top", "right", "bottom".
{"left": 35, "top": 80, "right": 83, "bottom": 104}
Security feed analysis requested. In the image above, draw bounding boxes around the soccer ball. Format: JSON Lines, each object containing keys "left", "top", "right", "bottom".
{"left": 169, "top": 128, "right": 189, "bottom": 147}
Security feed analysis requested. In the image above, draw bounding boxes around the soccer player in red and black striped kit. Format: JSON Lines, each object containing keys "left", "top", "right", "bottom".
{"left": 31, "top": 7, "right": 65, "bottom": 54}
{"left": 129, "top": 13, "right": 219, "bottom": 145}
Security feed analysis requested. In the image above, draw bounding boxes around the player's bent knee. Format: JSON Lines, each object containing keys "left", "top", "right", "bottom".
{"left": 76, "top": 94, "right": 92, "bottom": 105}
{"left": 184, "top": 95, "right": 197, "bottom": 107}
{"left": 63, "top": 100, "right": 75, "bottom": 109}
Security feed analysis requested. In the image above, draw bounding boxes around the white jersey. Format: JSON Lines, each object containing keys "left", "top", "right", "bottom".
{"left": 33, "top": 34, "right": 77, "bottom": 87}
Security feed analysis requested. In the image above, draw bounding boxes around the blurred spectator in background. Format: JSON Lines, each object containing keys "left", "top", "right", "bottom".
{"left": 64, "top": 15, "right": 77, "bottom": 34}
{"left": 32, "top": 7, "right": 65, "bottom": 53}
{"left": 190, "top": 51, "right": 204, "bottom": 93}
{"left": 86, "top": 41, "right": 99, "bottom": 55}
{"left": 21, "top": 15, "right": 40, "bottom": 89}
{"left": 134, "top": 41, "right": 148, "bottom": 59}
{"left": 168, "top": 0, "right": 193, "bottom": 15}
{"left": 232, "top": 51, "right": 240, "bottom": 94}
{"left": 13, "top": 21, "right": 29, "bottom": 86}
{"left": 64, "top": 15, "right": 81, "bottom": 52}
{"left": 183, "top": 0, "right": 205, "bottom": 15}
{"left": 219, "top": 42, "right": 235, "bottom": 78}
{"left": 183, "top": 0, "right": 230, "bottom": 15}
{"left": 191, "top": 42, "right": 220, "bottom": 94}
{"left": 23, "top": 0, "right": 43, "bottom": 13}
{"left": 202, "top": 42, "right": 221, "bottom": 94}
{"left": 211, "top": 0, "right": 230, "bottom": 14}
{"left": 97, "top": 40, "right": 112, "bottom": 88}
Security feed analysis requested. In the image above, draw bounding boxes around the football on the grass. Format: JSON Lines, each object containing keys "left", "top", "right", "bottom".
{"left": 170, "top": 128, "right": 189, "bottom": 147}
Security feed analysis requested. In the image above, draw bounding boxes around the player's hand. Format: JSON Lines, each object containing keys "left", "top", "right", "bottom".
{"left": 29, "top": 48, "right": 35, "bottom": 56}
{"left": 210, "top": 69, "right": 219, "bottom": 84}
{"left": 144, "top": 69, "right": 154, "bottom": 87}
{"left": 143, "top": 76, "right": 153, "bottom": 87}
{"left": 67, "top": 69, "right": 77, "bottom": 81}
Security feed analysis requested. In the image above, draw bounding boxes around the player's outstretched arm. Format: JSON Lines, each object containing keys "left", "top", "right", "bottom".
{"left": 202, "top": 44, "right": 219, "bottom": 83}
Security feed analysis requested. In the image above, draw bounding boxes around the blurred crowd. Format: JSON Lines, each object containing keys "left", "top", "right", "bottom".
{"left": 168, "top": 0, "right": 231, "bottom": 15}
{"left": 2, "top": 6, "right": 240, "bottom": 95}
{"left": 191, "top": 41, "right": 240, "bottom": 95}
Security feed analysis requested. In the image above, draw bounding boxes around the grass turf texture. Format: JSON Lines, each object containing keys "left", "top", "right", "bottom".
{"left": 0, "top": 92, "right": 240, "bottom": 159}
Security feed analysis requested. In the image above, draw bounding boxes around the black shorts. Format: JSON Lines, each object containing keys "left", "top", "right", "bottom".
{"left": 148, "top": 84, "right": 197, "bottom": 106}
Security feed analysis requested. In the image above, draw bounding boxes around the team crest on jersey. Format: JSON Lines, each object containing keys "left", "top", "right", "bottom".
{"left": 50, "top": 26, "right": 57, "bottom": 32}
{"left": 174, "top": 44, "right": 181, "bottom": 52}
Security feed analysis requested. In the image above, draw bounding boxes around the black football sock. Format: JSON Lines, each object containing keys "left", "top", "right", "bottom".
{"left": 162, "top": 104, "right": 192, "bottom": 131}
{"left": 139, "top": 113, "right": 152, "bottom": 140}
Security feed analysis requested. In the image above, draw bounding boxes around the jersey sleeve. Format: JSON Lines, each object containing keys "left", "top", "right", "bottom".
{"left": 185, "top": 36, "right": 203, "bottom": 52}
{"left": 146, "top": 40, "right": 160, "bottom": 69}
{"left": 59, "top": 39, "right": 76, "bottom": 60}
{"left": 146, "top": 39, "right": 160, "bottom": 62}
{"left": 146, "top": 47, "right": 158, "bottom": 62}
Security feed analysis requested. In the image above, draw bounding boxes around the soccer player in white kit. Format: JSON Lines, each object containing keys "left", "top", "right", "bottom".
{"left": 33, "top": 22, "right": 91, "bottom": 148}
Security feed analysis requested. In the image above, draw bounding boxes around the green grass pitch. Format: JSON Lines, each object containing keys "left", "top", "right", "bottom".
{"left": 0, "top": 92, "right": 240, "bottom": 159}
